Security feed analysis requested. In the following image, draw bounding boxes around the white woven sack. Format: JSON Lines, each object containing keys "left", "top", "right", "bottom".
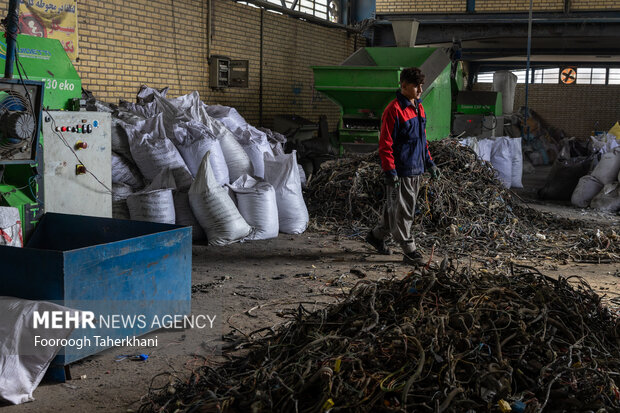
{"left": 112, "top": 183, "right": 133, "bottom": 220}
{"left": 242, "top": 139, "right": 273, "bottom": 179}
{"left": 212, "top": 119, "right": 253, "bottom": 183}
{"left": 298, "top": 164, "right": 307, "bottom": 188}
{"left": 173, "top": 191, "right": 206, "bottom": 241}
{"left": 171, "top": 121, "right": 229, "bottom": 185}
{"left": 0, "top": 207, "right": 22, "bottom": 247}
{"left": 0, "top": 298, "right": 77, "bottom": 404}
{"left": 590, "top": 182, "right": 620, "bottom": 212}
{"left": 127, "top": 189, "right": 176, "bottom": 224}
{"left": 129, "top": 113, "right": 193, "bottom": 190}
{"left": 146, "top": 169, "right": 205, "bottom": 241}
{"left": 591, "top": 147, "right": 620, "bottom": 185}
{"left": 204, "top": 104, "right": 248, "bottom": 134}
{"left": 490, "top": 137, "right": 513, "bottom": 188}
{"left": 136, "top": 85, "right": 168, "bottom": 103}
{"left": 230, "top": 175, "right": 279, "bottom": 240}
{"left": 510, "top": 137, "right": 523, "bottom": 188}
{"left": 459, "top": 137, "right": 480, "bottom": 157}
{"left": 112, "top": 152, "right": 143, "bottom": 189}
{"left": 111, "top": 117, "right": 133, "bottom": 158}
{"left": 189, "top": 151, "right": 251, "bottom": 246}
{"left": 263, "top": 150, "right": 309, "bottom": 234}
{"left": 477, "top": 139, "right": 493, "bottom": 162}
{"left": 571, "top": 175, "right": 604, "bottom": 208}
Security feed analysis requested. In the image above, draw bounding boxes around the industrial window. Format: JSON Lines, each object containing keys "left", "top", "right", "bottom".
{"left": 477, "top": 68, "right": 620, "bottom": 85}
{"left": 237, "top": 0, "right": 331, "bottom": 21}
{"left": 576, "top": 68, "right": 607, "bottom": 85}
{"left": 533, "top": 68, "right": 559, "bottom": 84}
{"left": 609, "top": 69, "right": 620, "bottom": 85}
{"left": 476, "top": 72, "right": 494, "bottom": 83}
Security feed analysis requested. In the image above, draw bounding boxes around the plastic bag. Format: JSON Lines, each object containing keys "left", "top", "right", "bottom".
{"left": 591, "top": 147, "right": 620, "bottom": 185}
{"left": 111, "top": 152, "right": 143, "bottom": 189}
{"left": 241, "top": 139, "right": 273, "bottom": 179}
{"left": 129, "top": 113, "right": 193, "bottom": 191}
{"left": 229, "top": 175, "right": 279, "bottom": 240}
{"left": 477, "top": 138, "right": 493, "bottom": 162}
{"left": 112, "top": 183, "right": 134, "bottom": 220}
{"left": 170, "top": 121, "right": 229, "bottom": 186}
{"left": 0, "top": 207, "right": 22, "bottom": 247}
{"left": 188, "top": 152, "right": 251, "bottom": 245}
{"left": 0, "top": 298, "right": 77, "bottom": 404}
{"left": 127, "top": 189, "right": 176, "bottom": 224}
{"left": 571, "top": 175, "right": 604, "bottom": 208}
{"left": 146, "top": 169, "right": 205, "bottom": 241}
{"left": 212, "top": 120, "right": 253, "bottom": 183}
{"left": 204, "top": 104, "right": 249, "bottom": 134}
{"left": 538, "top": 156, "right": 591, "bottom": 201}
{"left": 590, "top": 182, "right": 620, "bottom": 212}
{"left": 510, "top": 137, "right": 523, "bottom": 188}
{"left": 111, "top": 117, "right": 133, "bottom": 158}
{"left": 490, "top": 137, "right": 513, "bottom": 188}
{"left": 263, "top": 151, "right": 309, "bottom": 234}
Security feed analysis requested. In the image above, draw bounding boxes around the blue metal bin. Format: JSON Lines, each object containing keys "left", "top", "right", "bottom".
{"left": 0, "top": 213, "right": 192, "bottom": 380}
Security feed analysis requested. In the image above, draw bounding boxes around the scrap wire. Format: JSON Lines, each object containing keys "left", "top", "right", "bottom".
{"left": 305, "top": 139, "right": 620, "bottom": 263}
{"left": 140, "top": 260, "right": 620, "bottom": 412}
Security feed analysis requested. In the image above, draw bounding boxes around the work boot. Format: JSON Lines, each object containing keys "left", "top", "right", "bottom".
{"left": 402, "top": 250, "right": 425, "bottom": 266}
{"left": 365, "top": 231, "right": 391, "bottom": 255}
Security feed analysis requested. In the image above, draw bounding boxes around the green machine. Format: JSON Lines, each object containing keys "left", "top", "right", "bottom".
{"left": 0, "top": 32, "right": 82, "bottom": 239}
{"left": 312, "top": 47, "right": 455, "bottom": 151}
{"left": 452, "top": 91, "right": 504, "bottom": 138}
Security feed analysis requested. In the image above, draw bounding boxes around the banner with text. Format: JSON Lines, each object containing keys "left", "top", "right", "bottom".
{"left": 18, "top": 0, "right": 78, "bottom": 60}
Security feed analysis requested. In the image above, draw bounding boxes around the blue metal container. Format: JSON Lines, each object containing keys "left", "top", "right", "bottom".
{"left": 0, "top": 213, "right": 192, "bottom": 380}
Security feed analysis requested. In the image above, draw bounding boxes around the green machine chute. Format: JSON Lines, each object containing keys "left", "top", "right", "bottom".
{"left": 312, "top": 47, "right": 456, "bottom": 151}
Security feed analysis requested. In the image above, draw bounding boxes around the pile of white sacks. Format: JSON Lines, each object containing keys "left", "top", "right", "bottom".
{"left": 571, "top": 145, "right": 620, "bottom": 212}
{"left": 110, "top": 86, "right": 309, "bottom": 245}
{"left": 459, "top": 136, "right": 523, "bottom": 189}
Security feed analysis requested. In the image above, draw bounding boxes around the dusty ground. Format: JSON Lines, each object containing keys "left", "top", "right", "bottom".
{"left": 2, "top": 159, "right": 619, "bottom": 413}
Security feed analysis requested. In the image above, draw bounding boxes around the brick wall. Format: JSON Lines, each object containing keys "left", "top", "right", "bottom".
{"left": 376, "top": 0, "right": 466, "bottom": 13}
{"left": 2, "top": 0, "right": 361, "bottom": 130}
{"left": 474, "top": 83, "right": 620, "bottom": 138}
{"left": 474, "top": 0, "right": 563, "bottom": 12}
{"left": 376, "top": 0, "right": 618, "bottom": 13}
{"left": 209, "top": 0, "right": 360, "bottom": 128}
{"left": 571, "top": 0, "right": 620, "bottom": 10}
{"left": 75, "top": 0, "right": 208, "bottom": 103}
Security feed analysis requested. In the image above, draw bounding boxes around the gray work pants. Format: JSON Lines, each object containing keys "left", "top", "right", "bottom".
{"left": 372, "top": 176, "right": 421, "bottom": 254}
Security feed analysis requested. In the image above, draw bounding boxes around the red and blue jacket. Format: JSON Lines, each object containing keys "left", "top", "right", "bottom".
{"left": 379, "top": 91, "right": 435, "bottom": 177}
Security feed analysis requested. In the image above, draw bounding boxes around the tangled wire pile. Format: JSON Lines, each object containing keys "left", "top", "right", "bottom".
{"left": 305, "top": 139, "right": 619, "bottom": 262}
{"left": 140, "top": 261, "right": 620, "bottom": 412}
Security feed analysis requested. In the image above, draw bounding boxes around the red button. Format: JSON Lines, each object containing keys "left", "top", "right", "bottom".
{"left": 61, "top": 126, "right": 67, "bottom": 132}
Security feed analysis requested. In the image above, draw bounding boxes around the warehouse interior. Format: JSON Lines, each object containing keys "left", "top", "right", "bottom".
{"left": 0, "top": 0, "right": 619, "bottom": 412}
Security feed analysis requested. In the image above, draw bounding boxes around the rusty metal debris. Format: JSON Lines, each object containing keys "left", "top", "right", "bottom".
{"left": 140, "top": 260, "right": 620, "bottom": 412}
{"left": 305, "top": 139, "right": 619, "bottom": 263}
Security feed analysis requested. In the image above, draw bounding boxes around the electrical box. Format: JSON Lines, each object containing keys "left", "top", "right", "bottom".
{"left": 42, "top": 111, "right": 112, "bottom": 218}
{"left": 452, "top": 114, "right": 504, "bottom": 138}
{"left": 230, "top": 60, "right": 249, "bottom": 88}
{"left": 210, "top": 56, "right": 249, "bottom": 89}
{"left": 210, "top": 56, "right": 231, "bottom": 88}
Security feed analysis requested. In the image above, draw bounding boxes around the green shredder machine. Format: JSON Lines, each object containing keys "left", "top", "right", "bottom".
{"left": 0, "top": 32, "right": 83, "bottom": 240}
{"left": 312, "top": 47, "right": 454, "bottom": 152}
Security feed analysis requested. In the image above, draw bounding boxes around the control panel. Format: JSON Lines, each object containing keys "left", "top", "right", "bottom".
{"left": 42, "top": 111, "right": 112, "bottom": 218}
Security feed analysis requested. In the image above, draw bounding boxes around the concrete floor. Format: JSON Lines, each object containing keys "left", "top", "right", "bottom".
{"left": 3, "top": 163, "right": 619, "bottom": 412}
